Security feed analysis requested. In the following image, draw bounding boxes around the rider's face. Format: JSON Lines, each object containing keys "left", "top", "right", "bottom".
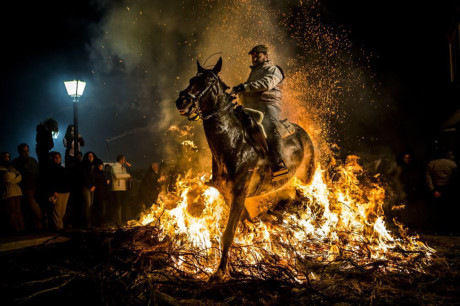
{"left": 251, "top": 52, "right": 268, "bottom": 65}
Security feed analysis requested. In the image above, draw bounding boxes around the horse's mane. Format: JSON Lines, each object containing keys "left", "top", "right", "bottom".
{"left": 207, "top": 69, "right": 230, "bottom": 97}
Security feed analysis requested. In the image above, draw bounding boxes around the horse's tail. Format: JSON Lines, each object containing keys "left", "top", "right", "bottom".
{"left": 305, "top": 143, "right": 315, "bottom": 184}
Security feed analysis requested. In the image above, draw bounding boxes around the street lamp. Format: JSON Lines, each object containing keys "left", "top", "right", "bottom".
{"left": 64, "top": 80, "right": 86, "bottom": 163}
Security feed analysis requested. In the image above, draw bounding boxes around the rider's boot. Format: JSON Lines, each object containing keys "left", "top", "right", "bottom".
{"left": 267, "top": 137, "right": 289, "bottom": 181}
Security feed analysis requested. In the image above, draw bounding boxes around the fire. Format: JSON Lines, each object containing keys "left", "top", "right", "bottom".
{"left": 129, "top": 155, "right": 435, "bottom": 281}
{"left": 181, "top": 140, "right": 199, "bottom": 151}
{"left": 166, "top": 125, "right": 193, "bottom": 137}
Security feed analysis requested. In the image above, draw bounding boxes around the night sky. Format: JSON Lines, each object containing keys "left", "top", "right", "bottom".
{"left": 1, "top": 0, "right": 458, "bottom": 168}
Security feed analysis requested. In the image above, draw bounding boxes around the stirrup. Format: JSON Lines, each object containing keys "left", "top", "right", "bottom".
{"left": 272, "top": 162, "right": 289, "bottom": 181}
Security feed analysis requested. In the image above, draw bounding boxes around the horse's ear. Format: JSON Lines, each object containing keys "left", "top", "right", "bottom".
{"left": 197, "top": 60, "right": 206, "bottom": 73}
{"left": 212, "top": 57, "right": 222, "bottom": 74}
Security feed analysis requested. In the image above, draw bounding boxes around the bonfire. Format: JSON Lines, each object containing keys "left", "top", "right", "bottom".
{"left": 127, "top": 150, "right": 436, "bottom": 282}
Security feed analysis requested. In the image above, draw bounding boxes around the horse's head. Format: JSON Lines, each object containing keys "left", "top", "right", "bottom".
{"left": 176, "top": 57, "right": 224, "bottom": 121}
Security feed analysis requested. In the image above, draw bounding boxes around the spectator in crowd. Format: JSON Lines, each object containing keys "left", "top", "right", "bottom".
{"left": 11, "top": 143, "right": 43, "bottom": 231}
{"left": 396, "top": 151, "right": 423, "bottom": 203}
{"left": 111, "top": 155, "right": 131, "bottom": 225}
{"left": 35, "top": 118, "right": 58, "bottom": 170}
{"left": 393, "top": 150, "right": 425, "bottom": 229}
{"left": 0, "top": 152, "right": 25, "bottom": 233}
{"left": 93, "top": 159, "right": 110, "bottom": 226}
{"left": 63, "top": 125, "right": 85, "bottom": 168}
{"left": 81, "top": 151, "right": 97, "bottom": 228}
{"left": 76, "top": 151, "right": 83, "bottom": 163}
{"left": 104, "top": 163, "right": 112, "bottom": 186}
{"left": 425, "top": 149, "right": 458, "bottom": 232}
{"left": 103, "top": 163, "right": 113, "bottom": 220}
{"left": 46, "top": 152, "right": 71, "bottom": 231}
{"left": 139, "top": 162, "right": 162, "bottom": 210}
{"left": 65, "top": 150, "right": 84, "bottom": 229}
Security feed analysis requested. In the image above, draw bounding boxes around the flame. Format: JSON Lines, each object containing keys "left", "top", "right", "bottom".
{"left": 130, "top": 155, "right": 435, "bottom": 281}
{"left": 116, "top": 0, "right": 437, "bottom": 282}
{"left": 167, "top": 125, "right": 193, "bottom": 137}
{"left": 181, "top": 140, "right": 199, "bottom": 151}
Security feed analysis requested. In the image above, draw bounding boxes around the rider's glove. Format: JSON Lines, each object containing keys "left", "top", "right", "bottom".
{"left": 232, "top": 83, "right": 245, "bottom": 94}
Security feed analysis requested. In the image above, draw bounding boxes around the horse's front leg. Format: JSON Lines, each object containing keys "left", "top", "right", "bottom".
{"left": 209, "top": 185, "right": 248, "bottom": 281}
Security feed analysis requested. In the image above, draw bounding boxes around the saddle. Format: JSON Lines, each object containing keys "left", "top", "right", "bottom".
{"left": 233, "top": 106, "right": 296, "bottom": 156}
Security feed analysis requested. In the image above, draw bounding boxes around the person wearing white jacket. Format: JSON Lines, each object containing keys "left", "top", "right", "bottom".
{"left": 0, "top": 152, "right": 25, "bottom": 232}
{"left": 111, "top": 155, "right": 131, "bottom": 224}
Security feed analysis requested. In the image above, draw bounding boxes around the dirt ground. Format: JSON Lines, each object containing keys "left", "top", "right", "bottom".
{"left": 0, "top": 229, "right": 459, "bottom": 305}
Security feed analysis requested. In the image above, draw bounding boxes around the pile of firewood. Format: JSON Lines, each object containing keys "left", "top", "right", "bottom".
{"left": 1, "top": 226, "right": 458, "bottom": 305}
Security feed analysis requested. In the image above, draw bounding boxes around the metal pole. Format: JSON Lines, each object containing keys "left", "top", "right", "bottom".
{"left": 73, "top": 97, "right": 79, "bottom": 162}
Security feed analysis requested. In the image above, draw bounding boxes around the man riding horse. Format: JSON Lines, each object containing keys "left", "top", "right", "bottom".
{"left": 175, "top": 53, "right": 314, "bottom": 281}
{"left": 232, "top": 44, "right": 288, "bottom": 180}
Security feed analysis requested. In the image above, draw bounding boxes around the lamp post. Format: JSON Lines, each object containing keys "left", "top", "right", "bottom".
{"left": 64, "top": 80, "right": 86, "bottom": 162}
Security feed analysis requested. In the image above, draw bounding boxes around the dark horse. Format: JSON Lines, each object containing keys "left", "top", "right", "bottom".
{"left": 175, "top": 58, "right": 315, "bottom": 280}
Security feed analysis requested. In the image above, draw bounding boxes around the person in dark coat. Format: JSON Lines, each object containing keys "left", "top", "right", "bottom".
{"left": 93, "top": 159, "right": 109, "bottom": 226}
{"left": 426, "top": 150, "right": 458, "bottom": 233}
{"left": 11, "top": 143, "right": 43, "bottom": 231}
{"left": 63, "top": 125, "right": 85, "bottom": 168}
{"left": 65, "top": 150, "right": 84, "bottom": 229}
{"left": 396, "top": 151, "right": 423, "bottom": 203}
{"left": 139, "top": 162, "right": 162, "bottom": 209}
{"left": 81, "top": 152, "right": 97, "bottom": 227}
{"left": 46, "top": 152, "right": 71, "bottom": 231}
{"left": 35, "top": 118, "right": 58, "bottom": 170}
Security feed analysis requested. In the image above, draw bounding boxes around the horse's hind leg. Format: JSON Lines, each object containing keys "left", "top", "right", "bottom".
{"left": 239, "top": 207, "right": 251, "bottom": 222}
{"left": 209, "top": 186, "right": 248, "bottom": 281}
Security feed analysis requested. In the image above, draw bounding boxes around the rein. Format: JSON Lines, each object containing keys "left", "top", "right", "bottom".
{"left": 202, "top": 100, "right": 234, "bottom": 120}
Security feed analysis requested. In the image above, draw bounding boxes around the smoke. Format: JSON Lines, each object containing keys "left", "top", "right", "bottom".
{"left": 106, "top": 127, "right": 150, "bottom": 143}
{"left": 86, "top": 0, "right": 295, "bottom": 169}
{"left": 87, "top": 0, "right": 394, "bottom": 171}
{"left": 87, "top": 0, "right": 204, "bottom": 166}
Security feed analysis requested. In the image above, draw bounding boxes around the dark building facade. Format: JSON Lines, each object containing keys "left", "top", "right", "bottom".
{"left": 440, "top": 4, "right": 460, "bottom": 160}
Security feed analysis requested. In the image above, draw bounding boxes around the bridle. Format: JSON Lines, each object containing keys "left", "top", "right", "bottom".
{"left": 178, "top": 71, "right": 232, "bottom": 121}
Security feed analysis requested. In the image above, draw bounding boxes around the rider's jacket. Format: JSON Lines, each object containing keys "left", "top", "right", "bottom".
{"left": 241, "top": 61, "right": 284, "bottom": 111}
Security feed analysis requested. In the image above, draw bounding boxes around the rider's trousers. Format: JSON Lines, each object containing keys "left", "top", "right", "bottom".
{"left": 259, "top": 105, "right": 285, "bottom": 165}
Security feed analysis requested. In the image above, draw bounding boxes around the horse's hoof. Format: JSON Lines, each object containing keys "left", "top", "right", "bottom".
{"left": 208, "top": 269, "right": 228, "bottom": 282}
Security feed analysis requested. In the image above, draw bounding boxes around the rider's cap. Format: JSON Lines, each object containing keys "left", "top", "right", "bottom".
{"left": 248, "top": 44, "right": 268, "bottom": 54}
